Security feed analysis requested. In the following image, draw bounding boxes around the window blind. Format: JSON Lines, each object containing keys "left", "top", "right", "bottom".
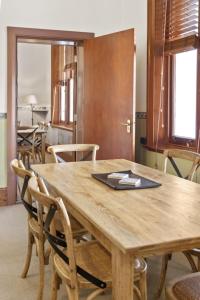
{"left": 166, "top": 0, "right": 199, "bottom": 41}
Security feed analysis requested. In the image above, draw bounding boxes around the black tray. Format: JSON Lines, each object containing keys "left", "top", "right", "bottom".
{"left": 92, "top": 170, "right": 161, "bottom": 190}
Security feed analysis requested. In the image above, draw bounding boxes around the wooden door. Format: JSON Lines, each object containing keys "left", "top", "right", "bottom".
{"left": 82, "top": 29, "right": 136, "bottom": 160}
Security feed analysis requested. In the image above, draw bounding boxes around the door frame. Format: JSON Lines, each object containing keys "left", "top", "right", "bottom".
{"left": 7, "top": 26, "right": 94, "bottom": 205}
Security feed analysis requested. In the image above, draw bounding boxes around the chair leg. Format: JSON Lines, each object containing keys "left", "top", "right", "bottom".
{"left": 21, "top": 228, "right": 34, "bottom": 278}
{"left": 87, "top": 289, "right": 106, "bottom": 300}
{"left": 198, "top": 256, "right": 200, "bottom": 271}
{"left": 139, "top": 269, "right": 147, "bottom": 300}
{"left": 37, "top": 151, "right": 42, "bottom": 163}
{"left": 183, "top": 251, "right": 198, "bottom": 272}
{"left": 51, "top": 267, "right": 58, "bottom": 300}
{"left": 156, "top": 254, "right": 170, "bottom": 298}
{"left": 65, "top": 284, "right": 79, "bottom": 300}
{"left": 22, "top": 154, "right": 26, "bottom": 166}
{"left": 27, "top": 154, "right": 30, "bottom": 169}
{"left": 44, "top": 247, "right": 51, "bottom": 265}
{"left": 37, "top": 238, "right": 45, "bottom": 300}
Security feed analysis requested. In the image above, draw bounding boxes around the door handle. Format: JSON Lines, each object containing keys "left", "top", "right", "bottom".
{"left": 121, "top": 119, "right": 132, "bottom": 133}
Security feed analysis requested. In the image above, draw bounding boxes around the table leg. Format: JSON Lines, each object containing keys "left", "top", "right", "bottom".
{"left": 112, "top": 246, "right": 134, "bottom": 300}
{"left": 41, "top": 134, "right": 46, "bottom": 163}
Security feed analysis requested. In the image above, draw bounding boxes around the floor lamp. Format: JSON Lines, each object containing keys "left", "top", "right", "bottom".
{"left": 24, "top": 94, "right": 38, "bottom": 125}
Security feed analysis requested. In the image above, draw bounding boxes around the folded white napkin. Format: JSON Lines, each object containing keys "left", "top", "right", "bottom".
{"left": 119, "top": 178, "right": 141, "bottom": 186}
{"left": 107, "top": 172, "right": 129, "bottom": 179}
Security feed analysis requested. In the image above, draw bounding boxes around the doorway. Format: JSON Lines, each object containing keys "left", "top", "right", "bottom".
{"left": 8, "top": 27, "right": 136, "bottom": 206}
{"left": 7, "top": 27, "right": 94, "bottom": 205}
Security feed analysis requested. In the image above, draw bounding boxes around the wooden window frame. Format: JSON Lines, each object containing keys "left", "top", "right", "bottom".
{"left": 51, "top": 46, "right": 77, "bottom": 130}
{"left": 168, "top": 51, "right": 198, "bottom": 148}
{"left": 147, "top": 0, "right": 200, "bottom": 152}
{"left": 52, "top": 62, "right": 77, "bottom": 128}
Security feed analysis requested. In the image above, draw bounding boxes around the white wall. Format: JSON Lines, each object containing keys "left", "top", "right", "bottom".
{"left": 17, "top": 43, "right": 51, "bottom": 105}
{"left": 0, "top": 0, "right": 147, "bottom": 113}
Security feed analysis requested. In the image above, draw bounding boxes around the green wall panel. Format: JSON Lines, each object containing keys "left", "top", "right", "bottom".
{"left": 0, "top": 116, "right": 200, "bottom": 189}
{"left": 135, "top": 118, "right": 200, "bottom": 184}
{"left": 0, "top": 118, "right": 7, "bottom": 187}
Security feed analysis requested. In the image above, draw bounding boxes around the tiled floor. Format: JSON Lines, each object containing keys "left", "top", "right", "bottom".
{"left": 0, "top": 204, "right": 193, "bottom": 300}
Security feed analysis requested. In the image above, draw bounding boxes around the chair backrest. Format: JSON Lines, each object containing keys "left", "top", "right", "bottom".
{"left": 48, "top": 144, "right": 100, "bottom": 163}
{"left": 10, "top": 159, "right": 34, "bottom": 179}
{"left": 163, "top": 149, "right": 200, "bottom": 181}
{"left": 28, "top": 176, "right": 78, "bottom": 287}
{"left": 10, "top": 159, "right": 37, "bottom": 216}
{"left": 38, "top": 121, "right": 50, "bottom": 131}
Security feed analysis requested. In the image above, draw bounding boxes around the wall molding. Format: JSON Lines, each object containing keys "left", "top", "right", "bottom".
{"left": 0, "top": 113, "right": 7, "bottom": 119}
{"left": 0, "top": 188, "right": 7, "bottom": 206}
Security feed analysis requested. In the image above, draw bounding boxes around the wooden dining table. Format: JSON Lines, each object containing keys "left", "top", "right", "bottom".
{"left": 32, "top": 159, "right": 200, "bottom": 300}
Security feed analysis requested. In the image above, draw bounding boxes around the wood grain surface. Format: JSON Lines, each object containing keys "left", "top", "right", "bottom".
{"left": 32, "top": 159, "right": 200, "bottom": 300}
{"left": 32, "top": 159, "right": 200, "bottom": 256}
{"left": 83, "top": 29, "right": 136, "bottom": 161}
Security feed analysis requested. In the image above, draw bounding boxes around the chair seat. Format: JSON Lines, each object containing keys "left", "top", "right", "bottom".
{"left": 54, "top": 240, "right": 146, "bottom": 289}
{"left": 166, "top": 272, "right": 200, "bottom": 300}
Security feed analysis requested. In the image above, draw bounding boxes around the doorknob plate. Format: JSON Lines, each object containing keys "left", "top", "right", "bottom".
{"left": 121, "top": 119, "right": 132, "bottom": 133}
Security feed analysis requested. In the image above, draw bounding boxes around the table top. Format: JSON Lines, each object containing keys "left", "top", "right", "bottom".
{"left": 17, "top": 128, "right": 47, "bottom": 134}
{"left": 32, "top": 159, "right": 200, "bottom": 255}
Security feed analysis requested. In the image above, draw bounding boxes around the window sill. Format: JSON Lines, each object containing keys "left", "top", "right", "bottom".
{"left": 144, "top": 143, "right": 198, "bottom": 154}
{"left": 51, "top": 124, "right": 74, "bottom": 132}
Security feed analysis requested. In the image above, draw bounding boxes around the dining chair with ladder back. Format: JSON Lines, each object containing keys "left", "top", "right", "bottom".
{"left": 47, "top": 144, "right": 100, "bottom": 163}
{"left": 28, "top": 176, "right": 148, "bottom": 300}
{"left": 157, "top": 149, "right": 200, "bottom": 298}
{"left": 10, "top": 159, "right": 88, "bottom": 300}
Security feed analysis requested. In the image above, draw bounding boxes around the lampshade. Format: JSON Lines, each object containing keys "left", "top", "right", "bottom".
{"left": 23, "top": 94, "right": 38, "bottom": 105}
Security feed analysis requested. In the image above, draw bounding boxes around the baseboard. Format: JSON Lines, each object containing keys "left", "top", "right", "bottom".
{"left": 0, "top": 188, "right": 7, "bottom": 206}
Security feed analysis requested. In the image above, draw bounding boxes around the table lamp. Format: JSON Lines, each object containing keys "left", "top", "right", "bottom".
{"left": 24, "top": 94, "right": 38, "bottom": 125}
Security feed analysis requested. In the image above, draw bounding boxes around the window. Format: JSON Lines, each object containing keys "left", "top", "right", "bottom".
{"left": 147, "top": 0, "right": 199, "bottom": 151}
{"left": 51, "top": 45, "right": 76, "bottom": 129}
{"left": 172, "top": 50, "right": 197, "bottom": 140}
{"left": 60, "top": 84, "right": 67, "bottom": 122}
{"left": 59, "top": 77, "right": 74, "bottom": 124}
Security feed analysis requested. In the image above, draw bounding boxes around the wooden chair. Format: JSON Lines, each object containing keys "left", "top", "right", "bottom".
{"left": 17, "top": 126, "right": 38, "bottom": 167}
{"left": 157, "top": 149, "right": 200, "bottom": 298}
{"left": 166, "top": 272, "right": 200, "bottom": 300}
{"left": 10, "top": 159, "right": 49, "bottom": 300}
{"left": 28, "top": 176, "right": 148, "bottom": 300}
{"left": 163, "top": 149, "right": 200, "bottom": 181}
{"left": 47, "top": 143, "right": 100, "bottom": 242}
{"left": 34, "top": 122, "right": 50, "bottom": 162}
{"left": 47, "top": 144, "right": 99, "bottom": 163}
{"left": 10, "top": 159, "right": 86, "bottom": 300}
